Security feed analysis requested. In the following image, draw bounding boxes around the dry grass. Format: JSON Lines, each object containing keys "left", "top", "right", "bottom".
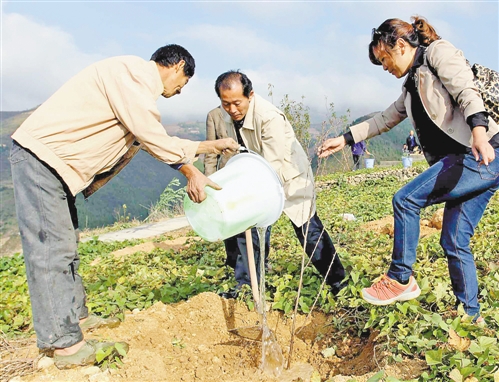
{"left": 0, "top": 332, "right": 38, "bottom": 381}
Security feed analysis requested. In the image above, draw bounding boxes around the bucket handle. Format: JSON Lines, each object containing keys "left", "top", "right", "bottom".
{"left": 238, "top": 146, "right": 259, "bottom": 156}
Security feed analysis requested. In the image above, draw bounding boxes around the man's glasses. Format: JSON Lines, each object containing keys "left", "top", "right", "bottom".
{"left": 371, "top": 28, "right": 383, "bottom": 42}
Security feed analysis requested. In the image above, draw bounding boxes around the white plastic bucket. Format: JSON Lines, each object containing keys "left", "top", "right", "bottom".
{"left": 402, "top": 156, "right": 413, "bottom": 168}
{"left": 364, "top": 158, "right": 375, "bottom": 169}
{"left": 184, "top": 153, "right": 285, "bottom": 242}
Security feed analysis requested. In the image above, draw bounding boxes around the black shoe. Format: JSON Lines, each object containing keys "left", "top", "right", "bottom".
{"left": 330, "top": 281, "right": 348, "bottom": 296}
{"left": 218, "top": 288, "right": 239, "bottom": 299}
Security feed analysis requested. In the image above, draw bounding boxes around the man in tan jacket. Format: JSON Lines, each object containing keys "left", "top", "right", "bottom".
{"left": 204, "top": 106, "right": 271, "bottom": 296}
{"left": 10, "top": 44, "right": 238, "bottom": 369}
{"left": 207, "top": 70, "right": 346, "bottom": 298}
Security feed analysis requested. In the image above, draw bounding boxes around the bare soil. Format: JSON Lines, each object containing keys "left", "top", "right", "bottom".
{"left": 361, "top": 210, "right": 442, "bottom": 239}
{"left": 3, "top": 218, "right": 430, "bottom": 382}
{"left": 8, "top": 292, "right": 427, "bottom": 382}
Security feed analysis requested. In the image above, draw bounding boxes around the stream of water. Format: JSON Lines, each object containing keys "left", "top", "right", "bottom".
{"left": 257, "top": 226, "right": 284, "bottom": 378}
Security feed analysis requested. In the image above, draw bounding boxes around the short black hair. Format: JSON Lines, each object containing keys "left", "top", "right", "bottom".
{"left": 214, "top": 70, "right": 253, "bottom": 98}
{"left": 150, "top": 44, "right": 195, "bottom": 77}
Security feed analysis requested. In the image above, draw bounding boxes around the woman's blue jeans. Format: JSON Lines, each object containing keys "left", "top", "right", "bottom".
{"left": 10, "top": 141, "right": 87, "bottom": 349}
{"left": 387, "top": 150, "right": 499, "bottom": 316}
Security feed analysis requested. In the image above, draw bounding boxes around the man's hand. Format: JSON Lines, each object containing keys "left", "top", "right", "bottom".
{"left": 212, "top": 138, "right": 239, "bottom": 155}
{"left": 472, "top": 126, "right": 495, "bottom": 165}
{"left": 197, "top": 138, "right": 239, "bottom": 156}
{"left": 179, "top": 164, "right": 221, "bottom": 203}
{"left": 317, "top": 136, "right": 347, "bottom": 158}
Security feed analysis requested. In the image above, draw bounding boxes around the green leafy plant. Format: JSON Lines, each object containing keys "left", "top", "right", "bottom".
{"left": 146, "top": 178, "right": 186, "bottom": 221}
{"left": 171, "top": 337, "right": 185, "bottom": 349}
{"left": 95, "top": 342, "right": 128, "bottom": 370}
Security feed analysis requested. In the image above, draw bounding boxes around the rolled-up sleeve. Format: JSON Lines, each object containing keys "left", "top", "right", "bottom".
{"left": 467, "top": 111, "right": 489, "bottom": 131}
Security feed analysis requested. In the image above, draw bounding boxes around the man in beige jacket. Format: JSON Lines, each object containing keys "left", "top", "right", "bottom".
{"left": 208, "top": 70, "right": 346, "bottom": 298}
{"left": 10, "top": 44, "right": 238, "bottom": 369}
{"left": 204, "top": 106, "right": 271, "bottom": 296}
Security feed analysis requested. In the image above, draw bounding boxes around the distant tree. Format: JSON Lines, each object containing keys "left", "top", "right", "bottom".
{"left": 280, "top": 94, "right": 311, "bottom": 153}
{"left": 314, "top": 100, "right": 351, "bottom": 176}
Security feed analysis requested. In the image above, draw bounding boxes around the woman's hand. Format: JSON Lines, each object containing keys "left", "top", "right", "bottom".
{"left": 472, "top": 126, "right": 495, "bottom": 165}
{"left": 317, "top": 136, "right": 347, "bottom": 158}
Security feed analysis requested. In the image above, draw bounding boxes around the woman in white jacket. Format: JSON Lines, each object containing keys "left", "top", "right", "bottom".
{"left": 319, "top": 16, "right": 499, "bottom": 323}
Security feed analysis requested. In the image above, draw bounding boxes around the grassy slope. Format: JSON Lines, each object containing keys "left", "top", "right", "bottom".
{"left": 310, "top": 115, "right": 415, "bottom": 173}
{"left": 347, "top": 112, "right": 415, "bottom": 162}
{"left": 75, "top": 151, "right": 186, "bottom": 229}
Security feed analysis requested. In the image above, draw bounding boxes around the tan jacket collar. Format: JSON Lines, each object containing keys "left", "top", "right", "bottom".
{"left": 242, "top": 95, "right": 256, "bottom": 131}
{"left": 150, "top": 60, "right": 166, "bottom": 99}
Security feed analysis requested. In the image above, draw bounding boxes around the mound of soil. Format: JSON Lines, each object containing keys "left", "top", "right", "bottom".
{"left": 10, "top": 292, "right": 426, "bottom": 382}
{"left": 362, "top": 214, "right": 440, "bottom": 239}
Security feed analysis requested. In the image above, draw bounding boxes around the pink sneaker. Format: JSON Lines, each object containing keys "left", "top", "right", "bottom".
{"left": 362, "top": 274, "right": 421, "bottom": 305}
{"left": 462, "top": 314, "right": 486, "bottom": 327}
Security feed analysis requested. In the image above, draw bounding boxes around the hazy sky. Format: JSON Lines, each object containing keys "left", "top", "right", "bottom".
{"left": 2, "top": 1, "right": 498, "bottom": 124}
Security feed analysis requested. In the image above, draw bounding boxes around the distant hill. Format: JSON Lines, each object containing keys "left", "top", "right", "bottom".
{"left": 0, "top": 109, "right": 35, "bottom": 241}
{"left": 75, "top": 151, "right": 187, "bottom": 229}
{"left": 349, "top": 112, "right": 414, "bottom": 162}
{"left": 166, "top": 121, "right": 206, "bottom": 141}
{"left": 309, "top": 112, "right": 414, "bottom": 172}
{"left": 0, "top": 109, "right": 38, "bottom": 122}
{"left": 169, "top": 112, "right": 413, "bottom": 166}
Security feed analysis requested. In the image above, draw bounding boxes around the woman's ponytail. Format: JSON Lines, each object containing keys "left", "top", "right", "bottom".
{"left": 411, "top": 16, "right": 441, "bottom": 46}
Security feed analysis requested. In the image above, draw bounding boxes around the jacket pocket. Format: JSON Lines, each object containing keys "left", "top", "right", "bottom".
{"left": 281, "top": 163, "right": 303, "bottom": 182}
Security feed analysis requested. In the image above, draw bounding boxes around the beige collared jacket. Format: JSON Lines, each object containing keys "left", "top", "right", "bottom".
{"left": 205, "top": 95, "right": 315, "bottom": 227}
{"left": 12, "top": 56, "right": 200, "bottom": 196}
{"left": 349, "top": 39, "right": 498, "bottom": 145}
